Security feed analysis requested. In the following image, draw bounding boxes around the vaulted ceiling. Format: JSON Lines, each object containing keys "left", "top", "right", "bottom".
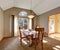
{"left": 0, "top": 0, "right": 60, "bottom": 15}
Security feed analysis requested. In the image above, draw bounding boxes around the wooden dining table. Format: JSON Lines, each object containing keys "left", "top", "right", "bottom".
{"left": 20, "top": 29, "right": 37, "bottom": 46}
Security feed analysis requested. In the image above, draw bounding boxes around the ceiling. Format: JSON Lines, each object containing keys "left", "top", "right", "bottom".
{"left": 0, "top": 0, "right": 60, "bottom": 15}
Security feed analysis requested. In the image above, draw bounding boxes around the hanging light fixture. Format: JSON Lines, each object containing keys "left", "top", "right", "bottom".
{"left": 28, "top": 0, "right": 34, "bottom": 19}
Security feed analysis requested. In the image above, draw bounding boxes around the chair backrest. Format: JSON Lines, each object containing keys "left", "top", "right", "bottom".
{"left": 19, "top": 27, "right": 26, "bottom": 38}
{"left": 35, "top": 28, "right": 44, "bottom": 39}
{"left": 19, "top": 27, "right": 22, "bottom": 38}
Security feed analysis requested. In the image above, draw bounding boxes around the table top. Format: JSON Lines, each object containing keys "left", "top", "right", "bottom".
{"left": 20, "top": 29, "right": 37, "bottom": 38}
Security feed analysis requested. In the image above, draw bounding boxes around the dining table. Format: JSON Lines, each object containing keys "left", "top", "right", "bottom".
{"left": 20, "top": 29, "right": 38, "bottom": 46}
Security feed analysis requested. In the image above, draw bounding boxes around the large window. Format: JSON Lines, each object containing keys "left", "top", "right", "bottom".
{"left": 18, "top": 18, "right": 28, "bottom": 28}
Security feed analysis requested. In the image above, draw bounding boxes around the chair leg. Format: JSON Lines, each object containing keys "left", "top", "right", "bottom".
{"left": 41, "top": 40, "right": 43, "bottom": 50}
{"left": 20, "top": 39, "right": 22, "bottom": 45}
{"left": 34, "top": 42, "right": 37, "bottom": 50}
{"left": 35, "top": 45, "right": 36, "bottom": 50}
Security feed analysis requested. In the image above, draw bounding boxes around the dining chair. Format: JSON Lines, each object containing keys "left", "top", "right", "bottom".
{"left": 19, "top": 27, "right": 26, "bottom": 45}
{"left": 19, "top": 27, "right": 32, "bottom": 46}
{"left": 32, "top": 28, "right": 44, "bottom": 50}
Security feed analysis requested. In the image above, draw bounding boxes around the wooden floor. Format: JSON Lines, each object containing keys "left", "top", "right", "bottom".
{"left": 0, "top": 37, "right": 60, "bottom": 50}
{"left": 49, "top": 33, "right": 60, "bottom": 40}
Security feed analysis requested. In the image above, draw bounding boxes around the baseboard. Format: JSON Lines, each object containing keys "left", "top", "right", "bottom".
{"left": 0, "top": 36, "right": 18, "bottom": 43}
{"left": 55, "top": 32, "right": 60, "bottom": 34}
{"left": 0, "top": 37, "right": 4, "bottom": 42}
{"left": 0, "top": 36, "right": 13, "bottom": 42}
{"left": 2, "top": 36, "right": 18, "bottom": 39}
{"left": 3, "top": 36, "right": 12, "bottom": 39}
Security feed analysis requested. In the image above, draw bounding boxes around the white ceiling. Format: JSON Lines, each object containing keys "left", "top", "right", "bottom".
{"left": 0, "top": 0, "right": 60, "bottom": 15}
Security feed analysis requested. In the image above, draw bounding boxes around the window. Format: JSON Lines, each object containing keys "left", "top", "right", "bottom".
{"left": 19, "top": 11, "right": 28, "bottom": 17}
{"left": 18, "top": 18, "right": 28, "bottom": 28}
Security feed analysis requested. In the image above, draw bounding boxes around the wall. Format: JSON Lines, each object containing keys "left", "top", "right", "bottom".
{"left": 0, "top": 7, "right": 4, "bottom": 41}
{"left": 4, "top": 7, "right": 37, "bottom": 37}
{"left": 55, "top": 14, "right": 60, "bottom": 33}
{"left": 38, "top": 7, "right": 60, "bottom": 36}
{"left": 4, "top": 13, "right": 11, "bottom": 37}
{"left": 32, "top": 16, "right": 38, "bottom": 29}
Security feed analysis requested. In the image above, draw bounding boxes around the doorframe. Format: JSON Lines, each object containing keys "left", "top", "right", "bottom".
{"left": 48, "top": 15, "right": 55, "bottom": 37}
{"left": 48, "top": 16, "right": 49, "bottom": 37}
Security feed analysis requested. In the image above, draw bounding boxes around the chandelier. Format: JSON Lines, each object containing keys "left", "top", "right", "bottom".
{"left": 28, "top": 0, "right": 34, "bottom": 19}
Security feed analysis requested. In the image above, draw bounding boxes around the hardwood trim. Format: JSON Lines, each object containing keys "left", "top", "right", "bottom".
{"left": 48, "top": 16, "right": 49, "bottom": 37}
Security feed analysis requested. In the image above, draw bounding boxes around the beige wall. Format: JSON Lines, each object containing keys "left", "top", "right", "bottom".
{"left": 55, "top": 14, "right": 60, "bottom": 33}
{"left": 38, "top": 7, "right": 60, "bottom": 36}
{"left": 4, "top": 7, "right": 37, "bottom": 37}
{"left": 4, "top": 13, "right": 11, "bottom": 37}
{"left": 32, "top": 16, "right": 38, "bottom": 29}
{"left": 0, "top": 7, "right": 4, "bottom": 41}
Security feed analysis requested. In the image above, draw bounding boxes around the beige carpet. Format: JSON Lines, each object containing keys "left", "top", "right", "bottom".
{"left": 0, "top": 37, "right": 60, "bottom": 50}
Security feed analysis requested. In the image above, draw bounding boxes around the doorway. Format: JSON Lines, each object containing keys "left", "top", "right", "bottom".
{"left": 49, "top": 15, "right": 55, "bottom": 35}
{"left": 10, "top": 15, "right": 14, "bottom": 37}
{"left": 48, "top": 14, "right": 60, "bottom": 41}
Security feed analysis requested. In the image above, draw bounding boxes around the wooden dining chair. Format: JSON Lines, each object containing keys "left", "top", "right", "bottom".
{"left": 19, "top": 27, "right": 32, "bottom": 46}
{"left": 32, "top": 28, "right": 44, "bottom": 50}
{"left": 19, "top": 27, "right": 26, "bottom": 45}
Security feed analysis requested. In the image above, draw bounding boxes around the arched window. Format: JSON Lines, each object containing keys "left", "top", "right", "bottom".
{"left": 19, "top": 11, "right": 28, "bottom": 17}
{"left": 18, "top": 11, "right": 28, "bottom": 28}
